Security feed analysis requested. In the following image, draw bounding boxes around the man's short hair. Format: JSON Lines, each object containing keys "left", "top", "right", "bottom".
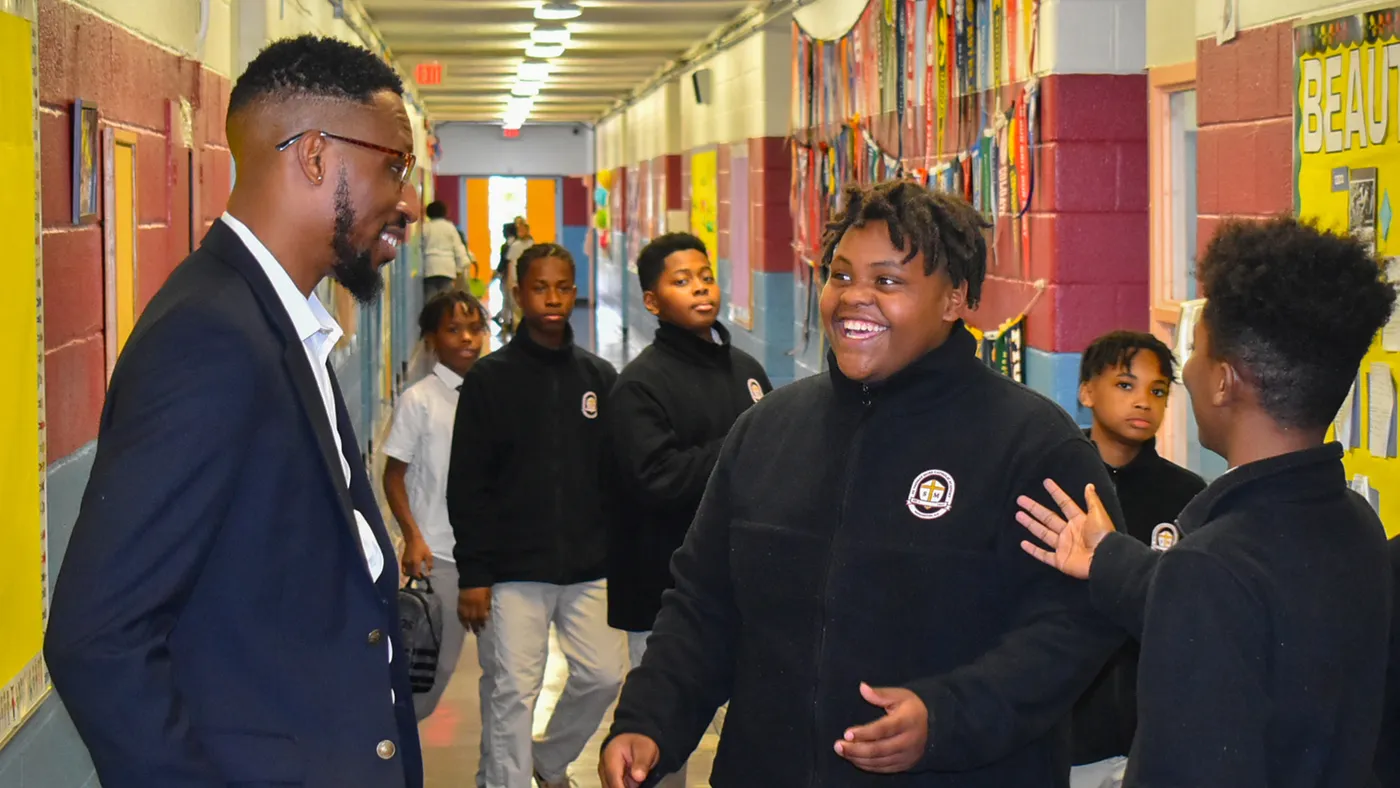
{"left": 229, "top": 35, "right": 403, "bottom": 117}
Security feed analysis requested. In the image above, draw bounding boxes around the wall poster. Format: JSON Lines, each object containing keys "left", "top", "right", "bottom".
{"left": 1296, "top": 7, "right": 1400, "bottom": 536}
{"left": 689, "top": 149, "right": 719, "bottom": 269}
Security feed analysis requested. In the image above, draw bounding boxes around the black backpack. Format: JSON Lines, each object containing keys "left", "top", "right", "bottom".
{"left": 397, "top": 576, "right": 443, "bottom": 694}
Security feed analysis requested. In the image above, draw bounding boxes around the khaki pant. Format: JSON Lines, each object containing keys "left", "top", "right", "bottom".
{"left": 484, "top": 580, "right": 626, "bottom": 788}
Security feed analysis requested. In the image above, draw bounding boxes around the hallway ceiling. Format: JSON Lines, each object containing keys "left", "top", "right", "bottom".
{"left": 361, "top": 0, "right": 761, "bottom": 125}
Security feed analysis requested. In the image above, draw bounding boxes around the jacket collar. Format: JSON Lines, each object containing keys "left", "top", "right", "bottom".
{"left": 1085, "top": 429, "right": 1162, "bottom": 476}
{"left": 433, "top": 362, "right": 465, "bottom": 390}
{"left": 1177, "top": 443, "right": 1346, "bottom": 532}
{"left": 653, "top": 319, "right": 731, "bottom": 368}
{"left": 510, "top": 323, "right": 576, "bottom": 363}
{"left": 828, "top": 320, "right": 981, "bottom": 410}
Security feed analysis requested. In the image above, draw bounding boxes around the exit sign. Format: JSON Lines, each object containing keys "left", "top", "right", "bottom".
{"left": 415, "top": 62, "right": 443, "bottom": 85}
{"left": 503, "top": 127, "right": 520, "bottom": 139}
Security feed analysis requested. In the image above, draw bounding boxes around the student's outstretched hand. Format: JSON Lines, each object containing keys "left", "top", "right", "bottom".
{"left": 600, "top": 733, "right": 660, "bottom": 788}
{"left": 835, "top": 683, "right": 928, "bottom": 773}
{"left": 1016, "top": 480, "right": 1115, "bottom": 579}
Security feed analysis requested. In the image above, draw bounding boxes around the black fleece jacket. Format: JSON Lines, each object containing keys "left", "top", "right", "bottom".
{"left": 608, "top": 325, "right": 1125, "bottom": 787}
{"left": 606, "top": 320, "right": 771, "bottom": 632}
{"left": 1070, "top": 435, "right": 1204, "bottom": 765}
{"left": 447, "top": 327, "right": 618, "bottom": 589}
{"left": 1089, "top": 444, "right": 1392, "bottom": 788}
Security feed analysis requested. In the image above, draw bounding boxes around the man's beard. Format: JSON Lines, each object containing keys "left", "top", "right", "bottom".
{"left": 331, "top": 169, "right": 387, "bottom": 305}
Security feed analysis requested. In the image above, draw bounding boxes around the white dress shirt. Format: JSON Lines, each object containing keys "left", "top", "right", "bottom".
{"left": 383, "top": 363, "right": 463, "bottom": 561}
{"left": 221, "top": 213, "right": 386, "bottom": 582}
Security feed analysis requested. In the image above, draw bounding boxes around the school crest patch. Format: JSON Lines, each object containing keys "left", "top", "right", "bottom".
{"left": 581, "top": 391, "right": 599, "bottom": 419}
{"left": 907, "top": 469, "right": 956, "bottom": 520}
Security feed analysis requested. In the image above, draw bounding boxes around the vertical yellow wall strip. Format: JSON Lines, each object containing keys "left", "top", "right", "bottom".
{"left": 113, "top": 137, "right": 136, "bottom": 355}
{"left": 465, "top": 178, "right": 491, "bottom": 281}
{"left": 0, "top": 7, "right": 44, "bottom": 743}
{"left": 526, "top": 178, "right": 558, "bottom": 245}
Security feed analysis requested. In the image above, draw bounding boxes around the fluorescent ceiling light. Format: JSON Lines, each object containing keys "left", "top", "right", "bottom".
{"left": 511, "top": 82, "right": 541, "bottom": 97}
{"left": 525, "top": 43, "right": 566, "bottom": 58}
{"left": 531, "top": 24, "right": 571, "bottom": 45}
{"left": 534, "top": 2, "right": 581, "bottom": 21}
{"left": 506, "top": 96, "right": 535, "bottom": 112}
{"left": 517, "top": 62, "right": 552, "bottom": 81}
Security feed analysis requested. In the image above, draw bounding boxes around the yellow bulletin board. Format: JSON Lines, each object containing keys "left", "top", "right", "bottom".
{"left": 1297, "top": 6, "right": 1400, "bottom": 537}
{"left": 0, "top": 7, "right": 50, "bottom": 746}
{"left": 690, "top": 149, "right": 718, "bottom": 268}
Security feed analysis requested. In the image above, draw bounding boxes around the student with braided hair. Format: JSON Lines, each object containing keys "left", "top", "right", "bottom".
{"left": 602, "top": 179, "right": 1124, "bottom": 788}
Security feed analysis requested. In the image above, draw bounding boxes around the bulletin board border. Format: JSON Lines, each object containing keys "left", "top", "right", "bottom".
{"left": 0, "top": 0, "right": 52, "bottom": 750}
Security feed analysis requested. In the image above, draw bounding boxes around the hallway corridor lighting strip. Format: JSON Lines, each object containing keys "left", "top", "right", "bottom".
{"left": 517, "top": 62, "right": 553, "bottom": 81}
{"left": 530, "top": 24, "right": 571, "bottom": 45}
{"left": 534, "top": 1, "right": 581, "bottom": 20}
{"left": 525, "top": 43, "right": 566, "bottom": 58}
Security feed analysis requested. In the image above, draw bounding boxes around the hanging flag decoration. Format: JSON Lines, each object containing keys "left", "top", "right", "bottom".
{"left": 790, "top": 0, "right": 1042, "bottom": 267}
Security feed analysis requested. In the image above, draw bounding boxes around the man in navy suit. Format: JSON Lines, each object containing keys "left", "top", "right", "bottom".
{"left": 45, "top": 35, "right": 424, "bottom": 788}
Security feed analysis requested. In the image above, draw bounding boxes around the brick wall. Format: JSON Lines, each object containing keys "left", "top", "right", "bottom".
{"left": 1195, "top": 21, "right": 1293, "bottom": 252}
{"left": 38, "top": 0, "right": 231, "bottom": 462}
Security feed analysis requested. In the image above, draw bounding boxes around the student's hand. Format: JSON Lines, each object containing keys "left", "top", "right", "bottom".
{"left": 835, "top": 684, "right": 929, "bottom": 773}
{"left": 1016, "top": 480, "right": 1116, "bottom": 580}
{"left": 400, "top": 534, "right": 433, "bottom": 579}
{"left": 458, "top": 587, "right": 491, "bottom": 633}
{"left": 599, "top": 733, "right": 660, "bottom": 788}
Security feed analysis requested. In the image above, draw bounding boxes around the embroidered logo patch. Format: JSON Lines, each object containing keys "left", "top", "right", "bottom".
{"left": 747, "top": 378, "right": 764, "bottom": 403}
{"left": 581, "top": 391, "right": 598, "bottom": 419}
{"left": 1151, "top": 523, "right": 1180, "bottom": 552}
{"left": 907, "top": 470, "right": 956, "bottom": 520}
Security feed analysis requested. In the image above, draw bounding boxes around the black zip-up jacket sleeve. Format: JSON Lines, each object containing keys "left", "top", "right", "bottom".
{"left": 903, "top": 438, "right": 1126, "bottom": 772}
{"left": 448, "top": 366, "right": 499, "bottom": 589}
{"left": 609, "top": 379, "right": 725, "bottom": 511}
{"left": 605, "top": 414, "right": 747, "bottom": 776}
{"left": 1087, "top": 531, "right": 1160, "bottom": 640}
{"left": 1129, "top": 548, "right": 1269, "bottom": 786}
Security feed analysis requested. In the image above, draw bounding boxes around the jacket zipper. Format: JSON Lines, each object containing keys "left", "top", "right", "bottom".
{"left": 811, "top": 383, "right": 874, "bottom": 786}
{"left": 551, "top": 372, "right": 565, "bottom": 581}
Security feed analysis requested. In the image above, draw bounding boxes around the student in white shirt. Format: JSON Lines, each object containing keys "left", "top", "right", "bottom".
{"left": 383, "top": 291, "right": 492, "bottom": 745}
{"left": 422, "top": 200, "right": 473, "bottom": 299}
{"left": 500, "top": 217, "right": 534, "bottom": 332}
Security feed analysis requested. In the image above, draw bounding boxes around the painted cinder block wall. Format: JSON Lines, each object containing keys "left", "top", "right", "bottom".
{"left": 1, "top": 0, "right": 428, "bottom": 784}
{"left": 595, "top": 0, "right": 1151, "bottom": 419}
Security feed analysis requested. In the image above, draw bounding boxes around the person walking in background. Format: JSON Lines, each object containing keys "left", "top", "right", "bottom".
{"left": 45, "top": 35, "right": 425, "bottom": 788}
{"left": 606, "top": 232, "right": 772, "bottom": 787}
{"left": 450, "top": 244, "right": 626, "bottom": 788}
{"left": 422, "top": 200, "right": 473, "bottom": 300}
{"left": 383, "top": 291, "right": 491, "bottom": 706}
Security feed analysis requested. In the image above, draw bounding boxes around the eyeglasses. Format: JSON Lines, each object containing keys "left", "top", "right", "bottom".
{"left": 276, "top": 130, "right": 417, "bottom": 186}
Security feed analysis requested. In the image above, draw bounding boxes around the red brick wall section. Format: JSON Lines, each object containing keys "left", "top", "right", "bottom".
{"left": 971, "top": 73, "right": 1150, "bottom": 352}
{"left": 561, "top": 175, "right": 588, "bottom": 226}
{"left": 717, "top": 145, "right": 731, "bottom": 260}
{"left": 1195, "top": 22, "right": 1293, "bottom": 257}
{"left": 748, "top": 136, "right": 793, "bottom": 273}
{"left": 38, "top": 0, "right": 232, "bottom": 459}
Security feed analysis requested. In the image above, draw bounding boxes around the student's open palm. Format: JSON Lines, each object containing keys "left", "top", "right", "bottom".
{"left": 1015, "top": 481, "right": 1115, "bottom": 579}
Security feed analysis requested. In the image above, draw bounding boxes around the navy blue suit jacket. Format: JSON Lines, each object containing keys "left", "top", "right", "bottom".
{"left": 45, "top": 221, "right": 423, "bottom": 788}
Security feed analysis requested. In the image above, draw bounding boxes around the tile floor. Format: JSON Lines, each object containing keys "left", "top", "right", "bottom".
{"left": 418, "top": 630, "right": 722, "bottom": 788}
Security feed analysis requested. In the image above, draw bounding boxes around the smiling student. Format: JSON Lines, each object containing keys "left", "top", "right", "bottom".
{"left": 600, "top": 180, "right": 1123, "bottom": 788}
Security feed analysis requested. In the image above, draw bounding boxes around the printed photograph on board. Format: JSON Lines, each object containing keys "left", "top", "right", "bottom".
{"left": 1350, "top": 167, "right": 1378, "bottom": 251}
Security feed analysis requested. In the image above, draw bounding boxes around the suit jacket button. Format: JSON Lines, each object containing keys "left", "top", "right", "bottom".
{"left": 377, "top": 739, "right": 396, "bottom": 760}
{"left": 367, "top": 629, "right": 382, "bottom": 645}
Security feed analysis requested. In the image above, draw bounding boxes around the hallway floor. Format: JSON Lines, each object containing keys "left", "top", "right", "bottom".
{"left": 418, "top": 630, "right": 722, "bottom": 788}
